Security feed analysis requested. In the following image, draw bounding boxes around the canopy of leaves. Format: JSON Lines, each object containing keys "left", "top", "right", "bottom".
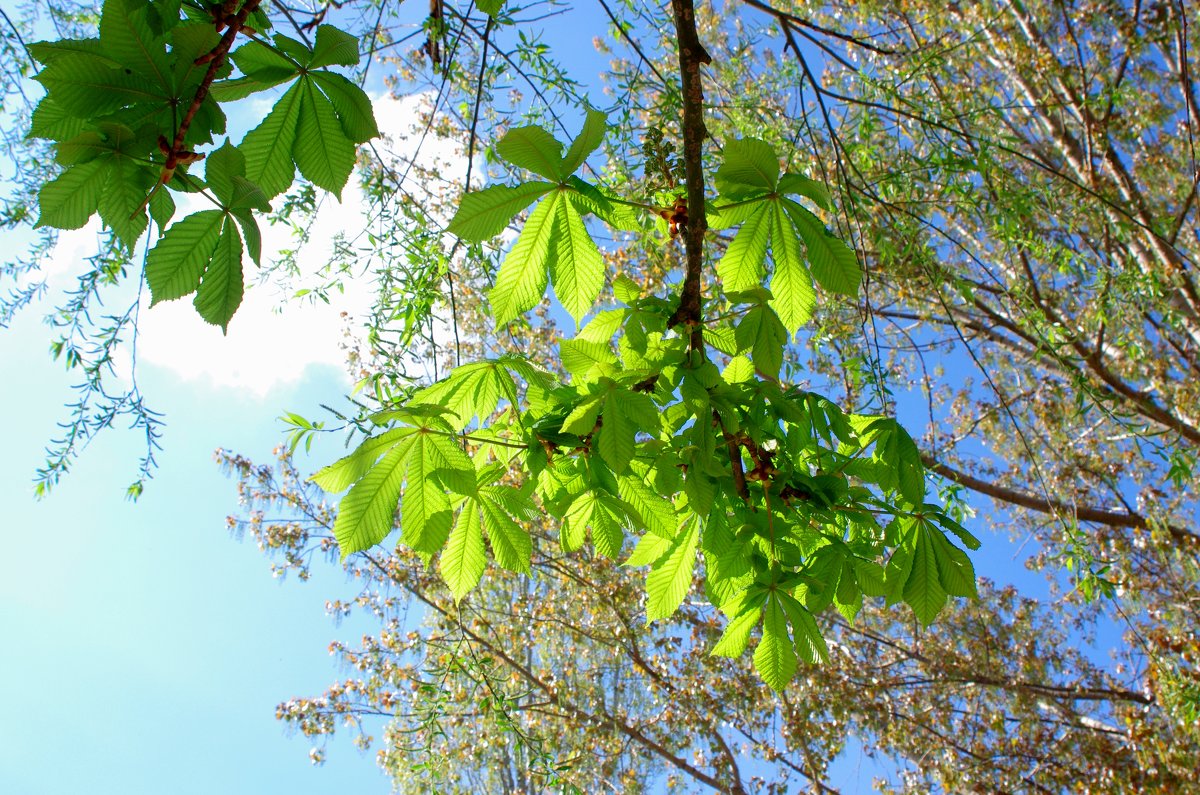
{"left": 5, "top": 0, "right": 1199, "bottom": 792}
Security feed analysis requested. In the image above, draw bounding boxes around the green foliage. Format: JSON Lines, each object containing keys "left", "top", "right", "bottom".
{"left": 328, "top": 121, "right": 974, "bottom": 689}
{"left": 22, "top": 0, "right": 972, "bottom": 695}
{"left": 28, "top": 0, "right": 378, "bottom": 332}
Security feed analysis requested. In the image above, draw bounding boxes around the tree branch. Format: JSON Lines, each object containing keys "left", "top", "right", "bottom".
{"left": 923, "top": 455, "right": 1199, "bottom": 545}
{"left": 666, "top": 0, "right": 711, "bottom": 353}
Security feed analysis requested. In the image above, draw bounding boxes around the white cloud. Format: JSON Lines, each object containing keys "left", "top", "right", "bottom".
{"left": 125, "top": 92, "right": 468, "bottom": 398}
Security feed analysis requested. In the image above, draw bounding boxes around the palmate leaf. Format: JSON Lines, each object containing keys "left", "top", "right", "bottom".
{"left": 312, "top": 424, "right": 475, "bottom": 560}
{"left": 34, "top": 50, "right": 165, "bottom": 118}
{"left": 479, "top": 488, "right": 534, "bottom": 572}
{"left": 99, "top": 0, "right": 170, "bottom": 91}
{"left": 715, "top": 138, "right": 779, "bottom": 200}
{"left": 565, "top": 177, "right": 640, "bottom": 231}
{"left": 496, "top": 125, "right": 564, "bottom": 180}
{"left": 769, "top": 201, "right": 816, "bottom": 334}
{"left": 170, "top": 23, "right": 221, "bottom": 93}
{"left": 35, "top": 158, "right": 108, "bottom": 231}
{"left": 310, "top": 428, "right": 414, "bottom": 492}
{"left": 294, "top": 77, "right": 356, "bottom": 199}
{"left": 560, "top": 339, "right": 618, "bottom": 380}
{"left": 560, "top": 108, "right": 607, "bottom": 177}
{"left": 928, "top": 523, "right": 977, "bottom": 599}
{"left": 309, "top": 71, "right": 380, "bottom": 143}
{"left": 145, "top": 210, "right": 225, "bottom": 304}
{"left": 624, "top": 530, "right": 672, "bottom": 567}
{"left": 410, "top": 359, "right": 520, "bottom": 429}
{"left": 38, "top": 123, "right": 159, "bottom": 248}
{"left": 551, "top": 195, "right": 605, "bottom": 322}
{"left": 441, "top": 501, "right": 487, "bottom": 601}
{"left": 229, "top": 39, "right": 299, "bottom": 84}
{"left": 402, "top": 433, "right": 474, "bottom": 555}
{"left": 333, "top": 442, "right": 410, "bottom": 559}
{"left": 754, "top": 595, "right": 797, "bottom": 692}
{"left": 783, "top": 199, "right": 861, "bottom": 297}
{"left": 778, "top": 172, "right": 832, "bottom": 210}
{"left": 309, "top": 24, "right": 360, "bottom": 69}
{"left": 490, "top": 192, "right": 559, "bottom": 324}
{"left": 711, "top": 599, "right": 762, "bottom": 658}
{"left": 645, "top": 515, "right": 699, "bottom": 621}
{"left": 862, "top": 417, "right": 926, "bottom": 504}
{"left": 447, "top": 182, "right": 554, "bottom": 242}
{"left": 904, "top": 525, "right": 948, "bottom": 626}
{"left": 145, "top": 209, "right": 253, "bottom": 331}
{"left": 241, "top": 81, "right": 301, "bottom": 198}
{"left": 596, "top": 385, "right": 658, "bottom": 474}
{"left": 192, "top": 216, "right": 244, "bottom": 332}
{"left": 617, "top": 472, "right": 677, "bottom": 538}
{"left": 563, "top": 490, "right": 627, "bottom": 557}
{"left": 716, "top": 200, "right": 771, "bottom": 292}
{"left": 30, "top": 96, "right": 88, "bottom": 140}
{"left": 777, "top": 591, "right": 830, "bottom": 664}
{"left": 735, "top": 304, "right": 786, "bottom": 380}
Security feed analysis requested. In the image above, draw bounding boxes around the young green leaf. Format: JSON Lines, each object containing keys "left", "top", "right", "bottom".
{"left": 309, "top": 25, "right": 360, "bottom": 69}
{"left": 903, "top": 526, "right": 948, "bottom": 626}
{"left": 310, "top": 71, "right": 380, "bottom": 143}
{"left": 310, "top": 428, "right": 414, "bottom": 492}
{"left": 410, "top": 360, "right": 519, "bottom": 429}
{"left": 192, "top": 216, "right": 244, "bottom": 332}
{"left": 617, "top": 473, "right": 678, "bottom": 538}
{"left": 783, "top": 199, "right": 861, "bottom": 297}
{"left": 769, "top": 202, "right": 816, "bottom": 334}
{"left": 551, "top": 194, "right": 605, "bottom": 322}
{"left": 448, "top": 182, "right": 555, "bottom": 242}
{"left": 34, "top": 159, "right": 106, "bottom": 232}
{"left": 240, "top": 81, "right": 302, "bottom": 198}
{"left": 440, "top": 502, "right": 487, "bottom": 601}
{"left": 294, "top": 78, "right": 356, "bottom": 198}
{"left": 490, "top": 193, "right": 560, "bottom": 324}
{"left": 560, "top": 108, "right": 607, "bottom": 177}
{"left": 645, "top": 516, "right": 699, "bottom": 621}
{"left": 99, "top": 0, "right": 170, "bottom": 91}
{"left": 624, "top": 530, "right": 672, "bottom": 567}
{"left": 778, "top": 172, "right": 832, "bottom": 210}
{"left": 597, "top": 386, "right": 658, "bottom": 475}
{"left": 711, "top": 601, "right": 762, "bottom": 658}
{"left": 778, "top": 591, "right": 830, "bottom": 664}
{"left": 715, "top": 138, "right": 779, "bottom": 200}
{"left": 332, "top": 443, "right": 409, "bottom": 559}
{"left": 716, "top": 201, "right": 771, "bottom": 292}
{"left": 565, "top": 177, "right": 640, "bottom": 230}
{"left": 145, "top": 210, "right": 225, "bottom": 304}
{"left": 496, "top": 125, "right": 563, "bottom": 180}
{"left": 230, "top": 39, "right": 300, "bottom": 83}
{"left": 754, "top": 595, "right": 797, "bottom": 691}
{"left": 480, "top": 490, "right": 534, "bottom": 572}
{"left": 735, "top": 305, "right": 787, "bottom": 380}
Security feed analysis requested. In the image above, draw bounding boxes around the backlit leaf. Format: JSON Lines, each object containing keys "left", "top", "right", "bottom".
{"left": 490, "top": 192, "right": 559, "bottom": 324}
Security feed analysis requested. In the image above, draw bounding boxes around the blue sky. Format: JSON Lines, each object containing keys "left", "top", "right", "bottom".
{"left": 0, "top": 259, "right": 394, "bottom": 791}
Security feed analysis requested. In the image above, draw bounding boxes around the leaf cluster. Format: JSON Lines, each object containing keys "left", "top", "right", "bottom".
{"left": 29, "top": 0, "right": 378, "bottom": 331}
{"left": 315, "top": 118, "right": 975, "bottom": 690}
